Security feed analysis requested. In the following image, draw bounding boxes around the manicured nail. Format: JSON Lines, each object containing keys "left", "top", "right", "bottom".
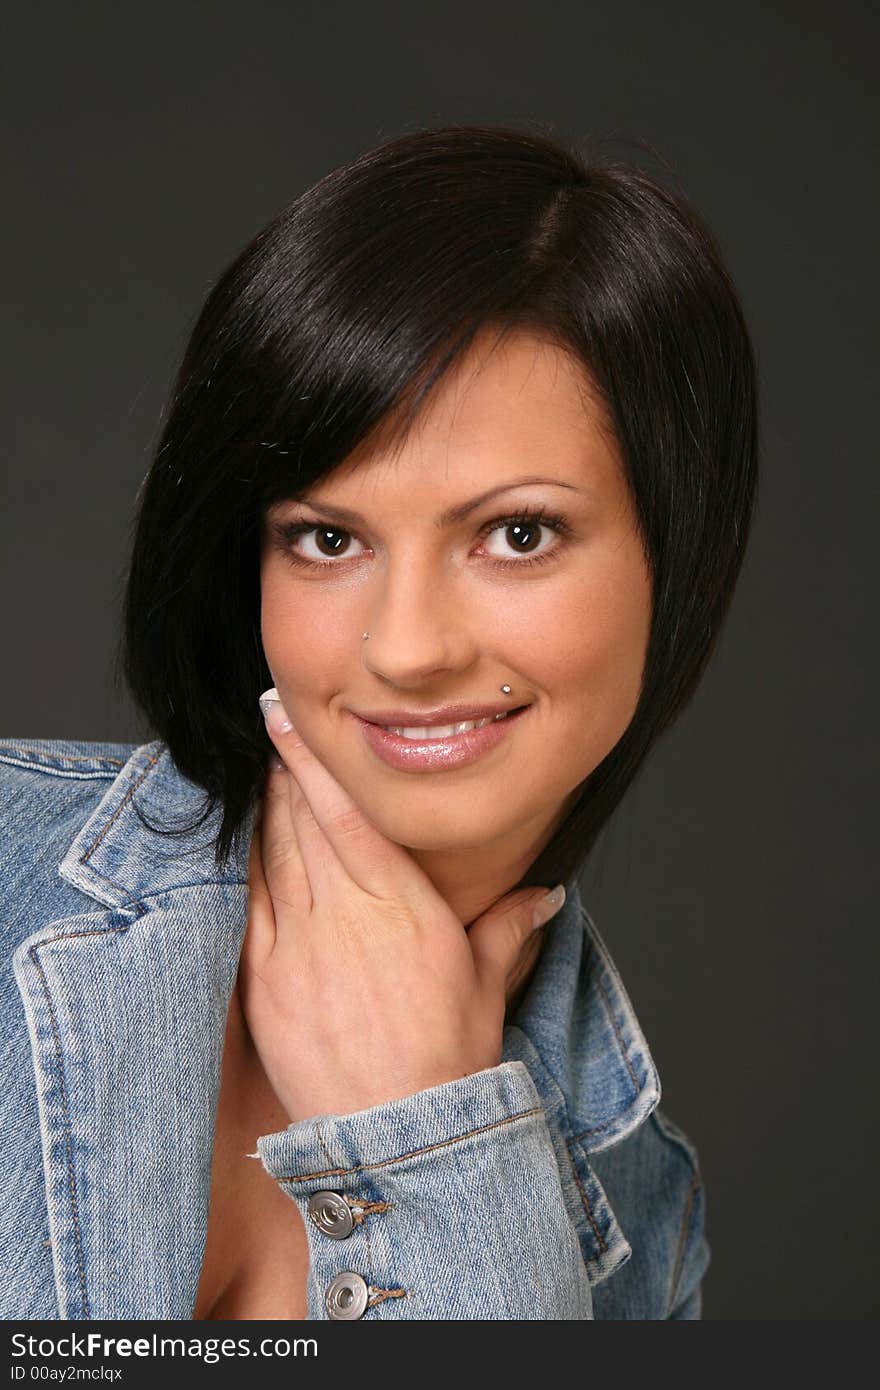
{"left": 258, "top": 686, "right": 293, "bottom": 734}
{"left": 259, "top": 687, "right": 279, "bottom": 723}
{"left": 532, "top": 883, "right": 566, "bottom": 929}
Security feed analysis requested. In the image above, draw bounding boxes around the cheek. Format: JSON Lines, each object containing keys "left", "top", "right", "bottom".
{"left": 260, "top": 574, "right": 297, "bottom": 686}
{"left": 260, "top": 566, "right": 351, "bottom": 693}
{"left": 510, "top": 543, "right": 652, "bottom": 746}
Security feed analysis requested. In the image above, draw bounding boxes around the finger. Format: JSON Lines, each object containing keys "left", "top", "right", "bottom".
{"left": 469, "top": 886, "right": 565, "bottom": 997}
{"left": 240, "top": 822, "right": 277, "bottom": 972}
{"left": 262, "top": 693, "right": 408, "bottom": 897}
{"left": 258, "top": 755, "right": 313, "bottom": 912}
{"left": 284, "top": 763, "right": 350, "bottom": 902}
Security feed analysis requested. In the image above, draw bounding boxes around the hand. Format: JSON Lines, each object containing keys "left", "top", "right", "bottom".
{"left": 237, "top": 692, "right": 566, "bottom": 1124}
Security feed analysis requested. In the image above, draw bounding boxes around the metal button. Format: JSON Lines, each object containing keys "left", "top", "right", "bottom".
{"left": 308, "top": 1190, "right": 355, "bottom": 1239}
{"left": 325, "top": 1271, "right": 369, "bottom": 1320}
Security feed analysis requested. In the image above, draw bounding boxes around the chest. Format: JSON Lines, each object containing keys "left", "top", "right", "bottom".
{"left": 193, "top": 989, "right": 311, "bottom": 1320}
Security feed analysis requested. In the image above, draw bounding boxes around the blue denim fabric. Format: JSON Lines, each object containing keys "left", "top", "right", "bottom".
{"left": 0, "top": 738, "right": 709, "bottom": 1320}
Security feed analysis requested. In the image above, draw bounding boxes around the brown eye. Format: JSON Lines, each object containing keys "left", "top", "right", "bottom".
{"left": 478, "top": 508, "right": 572, "bottom": 569}
{"left": 483, "top": 517, "right": 556, "bottom": 561}
{"left": 274, "top": 521, "right": 369, "bottom": 566}
{"left": 312, "top": 527, "right": 352, "bottom": 557}
{"left": 504, "top": 521, "right": 543, "bottom": 552}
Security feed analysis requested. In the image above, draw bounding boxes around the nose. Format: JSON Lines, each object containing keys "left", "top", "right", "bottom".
{"left": 360, "top": 551, "right": 477, "bottom": 688}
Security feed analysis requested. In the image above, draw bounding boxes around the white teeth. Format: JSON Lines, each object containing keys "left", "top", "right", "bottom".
{"left": 382, "top": 711, "right": 510, "bottom": 740}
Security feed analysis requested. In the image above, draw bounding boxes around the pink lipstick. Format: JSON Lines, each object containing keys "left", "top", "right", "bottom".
{"left": 352, "top": 705, "right": 530, "bottom": 772}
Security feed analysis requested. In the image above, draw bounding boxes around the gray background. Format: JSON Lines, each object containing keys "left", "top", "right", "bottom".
{"left": 2, "top": 1, "right": 877, "bottom": 1319}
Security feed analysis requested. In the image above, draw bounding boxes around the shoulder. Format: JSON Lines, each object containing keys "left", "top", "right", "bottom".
{"left": 588, "top": 1104, "right": 710, "bottom": 1319}
{"left": 0, "top": 736, "right": 137, "bottom": 820}
{"left": 0, "top": 737, "right": 140, "bottom": 946}
{"left": 0, "top": 736, "right": 138, "bottom": 861}
{"left": 0, "top": 736, "right": 136, "bottom": 781}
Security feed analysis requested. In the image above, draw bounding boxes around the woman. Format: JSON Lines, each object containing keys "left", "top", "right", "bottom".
{"left": 0, "top": 124, "right": 758, "bottom": 1321}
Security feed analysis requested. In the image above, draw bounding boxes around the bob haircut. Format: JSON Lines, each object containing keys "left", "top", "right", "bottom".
{"left": 118, "top": 122, "right": 759, "bottom": 891}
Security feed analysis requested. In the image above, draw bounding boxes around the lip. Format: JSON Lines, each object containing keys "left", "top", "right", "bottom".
{"left": 353, "top": 702, "right": 525, "bottom": 726}
{"left": 352, "top": 705, "right": 530, "bottom": 773}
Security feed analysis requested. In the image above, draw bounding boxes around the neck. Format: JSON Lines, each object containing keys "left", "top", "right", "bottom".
{"left": 405, "top": 789, "right": 577, "bottom": 928}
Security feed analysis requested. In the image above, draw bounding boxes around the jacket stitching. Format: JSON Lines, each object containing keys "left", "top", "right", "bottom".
{"left": 29, "top": 926, "right": 129, "bottom": 948}
{"left": 570, "top": 1113, "right": 625, "bottom": 1141}
{"left": 343, "top": 1195, "right": 392, "bottom": 1223}
{"left": 313, "top": 1121, "right": 337, "bottom": 1171}
{"left": 0, "top": 747, "right": 126, "bottom": 768}
{"left": 361, "top": 1189, "right": 376, "bottom": 1293}
{"left": 30, "top": 944, "right": 95, "bottom": 1320}
{"left": 275, "top": 1105, "right": 544, "bottom": 1182}
{"left": 593, "top": 969, "right": 640, "bottom": 1094}
{"left": 667, "top": 1172, "right": 700, "bottom": 1316}
{"left": 367, "top": 1286, "right": 408, "bottom": 1306}
{"left": 75, "top": 751, "right": 164, "bottom": 909}
{"left": 565, "top": 1140, "right": 607, "bottom": 1253}
{"left": 578, "top": 906, "right": 644, "bottom": 1098}
{"left": 81, "top": 752, "right": 162, "bottom": 865}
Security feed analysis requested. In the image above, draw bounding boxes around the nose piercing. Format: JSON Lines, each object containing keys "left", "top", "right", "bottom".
{"left": 362, "top": 631, "right": 511, "bottom": 696}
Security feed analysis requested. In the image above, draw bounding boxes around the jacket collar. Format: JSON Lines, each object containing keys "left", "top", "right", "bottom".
{"left": 40, "top": 739, "right": 660, "bottom": 1311}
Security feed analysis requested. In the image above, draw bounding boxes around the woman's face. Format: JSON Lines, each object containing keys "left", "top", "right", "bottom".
{"left": 260, "top": 329, "right": 652, "bottom": 861}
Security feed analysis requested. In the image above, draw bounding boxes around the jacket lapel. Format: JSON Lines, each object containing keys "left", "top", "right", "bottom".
{"left": 503, "top": 894, "right": 662, "bottom": 1289}
{"left": 12, "top": 742, "right": 253, "bottom": 1319}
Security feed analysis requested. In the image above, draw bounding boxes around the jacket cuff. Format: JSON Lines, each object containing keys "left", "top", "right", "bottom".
{"left": 257, "top": 1059, "right": 540, "bottom": 1176}
{"left": 255, "top": 1060, "right": 593, "bottom": 1320}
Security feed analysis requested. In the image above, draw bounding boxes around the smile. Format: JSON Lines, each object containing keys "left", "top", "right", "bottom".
{"left": 379, "top": 711, "right": 512, "bottom": 739}
{"left": 353, "top": 706, "right": 530, "bottom": 772}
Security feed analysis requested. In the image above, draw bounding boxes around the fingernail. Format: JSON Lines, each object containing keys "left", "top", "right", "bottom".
{"left": 532, "top": 883, "right": 566, "bottom": 929}
{"left": 258, "top": 687, "right": 279, "bottom": 723}
{"left": 258, "top": 686, "right": 293, "bottom": 734}
{"left": 544, "top": 884, "right": 566, "bottom": 911}
{"left": 268, "top": 754, "right": 285, "bottom": 771}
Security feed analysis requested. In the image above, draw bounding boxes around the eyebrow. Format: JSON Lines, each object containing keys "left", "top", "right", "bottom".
{"left": 282, "top": 476, "right": 589, "bottom": 528}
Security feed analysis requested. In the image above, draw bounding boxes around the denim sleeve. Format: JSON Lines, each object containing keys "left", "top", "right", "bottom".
{"left": 256, "top": 1059, "right": 594, "bottom": 1319}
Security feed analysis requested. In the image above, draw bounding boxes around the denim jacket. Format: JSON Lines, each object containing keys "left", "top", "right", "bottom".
{"left": 0, "top": 737, "right": 709, "bottom": 1320}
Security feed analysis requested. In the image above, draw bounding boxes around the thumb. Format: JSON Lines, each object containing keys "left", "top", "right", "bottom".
{"left": 469, "top": 883, "right": 567, "bottom": 994}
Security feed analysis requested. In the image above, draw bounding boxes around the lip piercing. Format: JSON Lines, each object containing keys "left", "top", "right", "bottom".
{"left": 362, "top": 632, "right": 512, "bottom": 696}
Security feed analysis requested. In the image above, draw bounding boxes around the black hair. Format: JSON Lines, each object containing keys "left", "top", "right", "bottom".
{"left": 117, "top": 121, "right": 759, "bottom": 889}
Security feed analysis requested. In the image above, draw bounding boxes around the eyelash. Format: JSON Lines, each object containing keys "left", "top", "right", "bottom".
{"left": 272, "top": 506, "right": 573, "bottom": 573}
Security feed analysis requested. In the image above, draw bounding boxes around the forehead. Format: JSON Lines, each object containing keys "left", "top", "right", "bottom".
{"left": 321, "top": 328, "right": 620, "bottom": 497}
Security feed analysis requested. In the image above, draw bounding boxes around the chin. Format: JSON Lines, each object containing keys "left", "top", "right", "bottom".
{"left": 365, "top": 802, "right": 511, "bottom": 856}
